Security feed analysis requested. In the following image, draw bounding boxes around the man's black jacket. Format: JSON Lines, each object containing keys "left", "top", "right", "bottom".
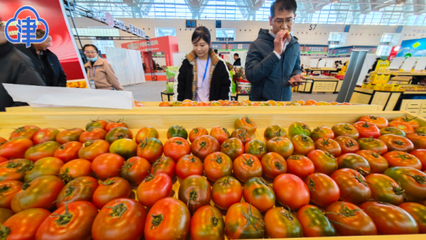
{"left": 15, "top": 44, "right": 67, "bottom": 87}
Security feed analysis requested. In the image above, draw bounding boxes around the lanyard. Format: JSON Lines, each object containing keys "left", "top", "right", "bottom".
{"left": 201, "top": 57, "right": 210, "bottom": 85}
{"left": 88, "top": 66, "right": 97, "bottom": 80}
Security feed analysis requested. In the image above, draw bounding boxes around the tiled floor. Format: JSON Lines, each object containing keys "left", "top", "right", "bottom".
{"left": 125, "top": 81, "right": 338, "bottom": 102}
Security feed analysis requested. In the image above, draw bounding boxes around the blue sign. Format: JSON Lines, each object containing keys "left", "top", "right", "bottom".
{"left": 216, "top": 20, "right": 221, "bottom": 28}
{"left": 397, "top": 38, "right": 426, "bottom": 57}
{"left": 5, "top": 6, "right": 49, "bottom": 48}
{"left": 185, "top": 20, "right": 197, "bottom": 28}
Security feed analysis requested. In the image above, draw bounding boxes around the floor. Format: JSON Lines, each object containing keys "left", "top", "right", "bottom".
{"left": 124, "top": 81, "right": 338, "bottom": 102}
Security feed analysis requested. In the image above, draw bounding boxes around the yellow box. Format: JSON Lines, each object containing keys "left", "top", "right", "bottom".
{"left": 373, "top": 84, "right": 385, "bottom": 90}
{"left": 384, "top": 84, "right": 401, "bottom": 91}
{"left": 375, "top": 60, "right": 390, "bottom": 72}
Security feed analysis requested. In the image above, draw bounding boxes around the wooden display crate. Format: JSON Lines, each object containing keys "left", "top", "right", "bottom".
{"left": 1, "top": 110, "right": 424, "bottom": 140}
{"left": 5, "top": 103, "right": 383, "bottom": 114}
{"left": 1, "top": 110, "right": 425, "bottom": 240}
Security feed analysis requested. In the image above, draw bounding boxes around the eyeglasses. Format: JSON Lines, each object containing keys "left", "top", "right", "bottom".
{"left": 274, "top": 18, "right": 295, "bottom": 26}
{"left": 84, "top": 51, "right": 97, "bottom": 54}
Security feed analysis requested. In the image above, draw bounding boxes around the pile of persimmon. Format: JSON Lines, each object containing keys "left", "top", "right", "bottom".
{"left": 0, "top": 115, "right": 425, "bottom": 239}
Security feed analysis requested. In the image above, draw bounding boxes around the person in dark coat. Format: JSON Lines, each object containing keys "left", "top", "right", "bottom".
{"left": 15, "top": 29, "right": 67, "bottom": 87}
{"left": 0, "top": 22, "right": 45, "bottom": 111}
{"left": 245, "top": 0, "right": 304, "bottom": 101}
{"left": 174, "top": 26, "right": 231, "bottom": 102}
{"left": 233, "top": 53, "right": 241, "bottom": 66}
{"left": 369, "top": 57, "right": 381, "bottom": 73}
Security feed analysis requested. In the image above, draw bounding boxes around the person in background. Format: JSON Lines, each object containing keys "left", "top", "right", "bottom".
{"left": 336, "top": 61, "right": 343, "bottom": 71}
{"left": 174, "top": 26, "right": 231, "bottom": 102}
{"left": 245, "top": 0, "right": 304, "bottom": 101}
{"left": 15, "top": 29, "right": 66, "bottom": 87}
{"left": 142, "top": 63, "right": 147, "bottom": 73}
{"left": 233, "top": 53, "right": 241, "bottom": 66}
{"left": 83, "top": 44, "right": 123, "bottom": 90}
{"left": 0, "top": 21, "right": 45, "bottom": 111}
{"left": 214, "top": 49, "right": 218, "bottom": 55}
{"left": 316, "top": 58, "right": 322, "bottom": 68}
{"left": 369, "top": 57, "right": 381, "bottom": 73}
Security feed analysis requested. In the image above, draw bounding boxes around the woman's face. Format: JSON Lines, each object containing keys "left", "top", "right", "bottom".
{"left": 192, "top": 38, "right": 210, "bottom": 58}
{"left": 84, "top": 46, "right": 98, "bottom": 59}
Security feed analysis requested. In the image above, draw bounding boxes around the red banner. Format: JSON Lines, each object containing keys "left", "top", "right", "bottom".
{"left": 0, "top": 0, "right": 85, "bottom": 80}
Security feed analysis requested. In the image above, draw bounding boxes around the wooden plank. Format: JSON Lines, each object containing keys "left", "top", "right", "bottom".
{"left": 0, "top": 111, "right": 416, "bottom": 131}
{"left": 350, "top": 92, "right": 372, "bottom": 105}
{"left": 384, "top": 92, "right": 402, "bottom": 111}
{"left": 5, "top": 104, "right": 383, "bottom": 113}
{"left": 354, "top": 88, "right": 374, "bottom": 94}
{"left": 370, "top": 92, "right": 391, "bottom": 109}
{"left": 1, "top": 110, "right": 425, "bottom": 240}
{"left": 336, "top": 80, "right": 343, "bottom": 92}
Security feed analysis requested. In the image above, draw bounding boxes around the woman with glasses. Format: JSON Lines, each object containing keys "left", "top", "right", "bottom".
{"left": 174, "top": 26, "right": 231, "bottom": 102}
{"left": 82, "top": 44, "right": 123, "bottom": 90}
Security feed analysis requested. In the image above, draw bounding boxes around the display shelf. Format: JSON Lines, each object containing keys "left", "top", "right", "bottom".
{"left": 305, "top": 68, "right": 339, "bottom": 75}
{"left": 0, "top": 110, "right": 425, "bottom": 240}
{"left": 400, "top": 99, "right": 426, "bottom": 117}
{"left": 6, "top": 103, "right": 384, "bottom": 114}
{"left": 296, "top": 79, "right": 314, "bottom": 93}
{"left": 390, "top": 72, "right": 426, "bottom": 76}
{"left": 0, "top": 110, "right": 424, "bottom": 136}
{"left": 350, "top": 87, "right": 404, "bottom": 111}
{"left": 303, "top": 76, "right": 341, "bottom": 93}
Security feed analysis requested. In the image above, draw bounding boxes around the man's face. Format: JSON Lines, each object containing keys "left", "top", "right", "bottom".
{"left": 234, "top": 55, "right": 238, "bottom": 60}
{"left": 34, "top": 36, "right": 52, "bottom": 51}
{"left": 269, "top": 9, "right": 296, "bottom": 34}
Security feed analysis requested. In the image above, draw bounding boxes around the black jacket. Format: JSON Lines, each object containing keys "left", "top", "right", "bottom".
{"left": 15, "top": 44, "right": 67, "bottom": 87}
{"left": 233, "top": 58, "right": 241, "bottom": 66}
{"left": 175, "top": 51, "right": 231, "bottom": 101}
{"left": 0, "top": 42, "right": 46, "bottom": 111}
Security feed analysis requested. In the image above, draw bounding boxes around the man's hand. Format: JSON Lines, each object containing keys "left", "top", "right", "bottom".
{"left": 289, "top": 74, "right": 305, "bottom": 87}
{"left": 274, "top": 29, "right": 289, "bottom": 55}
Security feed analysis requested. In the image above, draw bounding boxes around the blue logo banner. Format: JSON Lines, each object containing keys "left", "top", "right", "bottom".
{"left": 5, "top": 6, "right": 49, "bottom": 47}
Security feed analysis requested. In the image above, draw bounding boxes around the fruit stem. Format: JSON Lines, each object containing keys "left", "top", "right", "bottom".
{"left": 0, "top": 224, "right": 11, "bottom": 240}
{"left": 241, "top": 203, "right": 264, "bottom": 232}
{"left": 52, "top": 204, "right": 73, "bottom": 226}
{"left": 150, "top": 214, "right": 163, "bottom": 229}
{"left": 106, "top": 202, "right": 128, "bottom": 219}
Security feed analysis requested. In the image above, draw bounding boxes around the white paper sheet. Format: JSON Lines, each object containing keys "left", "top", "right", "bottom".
{"left": 401, "top": 58, "right": 417, "bottom": 72}
{"left": 388, "top": 57, "right": 405, "bottom": 70}
{"left": 414, "top": 57, "right": 426, "bottom": 71}
{"left": 3, "top": 84, "right": 135, "bottom": 109}
{"left": 318, "top": 59, "right": 327, "bottom": 68}
{"left": 309, "top": 59, "right": 319, "bottom": 68}
{"left": 325, "top": 59, "right": 335, "bottom": 68}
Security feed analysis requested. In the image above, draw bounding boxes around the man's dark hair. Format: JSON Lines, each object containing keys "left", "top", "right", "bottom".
{"left": 234, "top": 53, "right": 239, "bottom": 57}
{"left": 192, "top": 26, "right": 211, "bottom": 45}
{"left": 36, "top": 29, "right": 46, "bottom": 39}
{"left": 270, "top": 0, "right": 297, "bottom": 18}
{"left": 82, "top": 44, "right": 99, "bottom": 53}
{"left": 214, "top": 49, "right": 218, "bottom": 54}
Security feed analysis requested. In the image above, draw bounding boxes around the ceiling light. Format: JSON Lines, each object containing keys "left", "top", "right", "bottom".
{"left": 383, "top": 0, "right": 393, "bottom": 3}
{"left": 330, "top": 0, "right": 339, "bottom": 3}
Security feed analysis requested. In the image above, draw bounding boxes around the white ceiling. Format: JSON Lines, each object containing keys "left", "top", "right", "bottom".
{"left": 74, "top": 0, "right": 426, "bottom": 25}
